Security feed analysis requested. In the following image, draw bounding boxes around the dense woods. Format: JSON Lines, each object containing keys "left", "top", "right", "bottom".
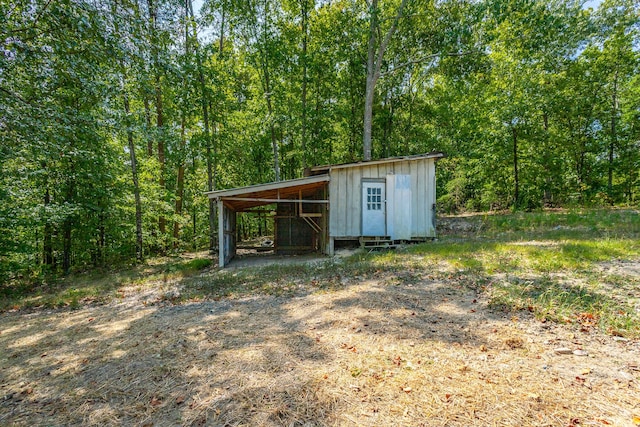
{"left": 1, "top": 0, "right": 638, "bottom": 279}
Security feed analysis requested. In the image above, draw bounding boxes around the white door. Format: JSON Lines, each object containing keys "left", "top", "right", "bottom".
{"left": 362, "top": 181, "right": 386, "bottom": 236}
{"left": 386, "top": 174, "right": 412, "bottom": 240}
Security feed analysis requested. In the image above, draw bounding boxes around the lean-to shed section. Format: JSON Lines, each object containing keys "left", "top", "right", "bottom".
{"left": 208, "top": 153, "right": 443, "bottom": 266}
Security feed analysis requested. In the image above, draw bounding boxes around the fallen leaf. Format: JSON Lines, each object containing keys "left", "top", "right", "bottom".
{"left": 150, "top": 397, "right": 162, "bottom": 407}
{"left": 527, "top": 393, "right": 541, "bottom": 402}
{"left": 633, "top": 415, "right": 640, "bottom": 425}
{"left": 175, "top": 396, "right": 185, "bottom": 405}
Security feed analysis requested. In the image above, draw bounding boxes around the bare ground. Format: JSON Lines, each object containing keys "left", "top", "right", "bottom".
{"left": 1, "top": 264, "right": 639, "bottom": 426}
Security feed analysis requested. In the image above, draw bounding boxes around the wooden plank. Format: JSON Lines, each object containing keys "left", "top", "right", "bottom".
{"left": 238, "top": 208, "right": 274, "bottom": 213}
{"left": 229, "top": 209, "right": 237, "bottom": 257}
{"left": 335, "top": 170, "right": 348, "bottom": 236}
{"left": 413, "top": 159, "right": 422, "bottom": 236}
{"left": 386, "top": 174, "right": 395, "bottom": 239}
{"left": 427, "top": 159, "right": 436, "bottom": 236}
{"left": 347, "top": 167, "right": 359, "bottom": 236}
{"left": 222, "top": 197, "right": 328, "bottom": 204}
{"left": 411, "top": 162, "right": 424, "bottom": 237}
{"left": 424, "top": 159, "right": 432, "bottom": 234}
{"left": 400, "top": 160, "right": 411, "bottom": 176}
{"left": 218, "top": 200, "right": 225, "bottom": 268}
{"left": 356, "top": 167, "right": 365, "bottom": 235}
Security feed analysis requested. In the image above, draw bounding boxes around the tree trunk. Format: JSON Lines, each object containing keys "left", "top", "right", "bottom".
{"left": 300, "top": 0, "right": 309, "bottom": 171}
{"left": 608, "top": 71, "right": 618, "bottom": 203}
{"left": 143, "top": 95, "right": 154, "bottom": 156}
{"left": 147, "top": 0, "right": 166, "bottom": 238}
{"left": 187, "top": 0, "right": 216, "bottom": 252}
{"left": 62, "top": 178, "right": 74, "bottom": 275}
{"left": 512, "top": 126, "right": 519, "bottom": 208}
{"left": 258, "top": 0, "right": 280, "bottom": 181}
{"left": 123, "top": 79, "right": 144, "bottom": 262}
{"left": 362, "top": 0, "right": 407, "bottom": 161}
{"left": 363, "top": 0, "right": 378, "bottom": 162}
{"left": 174, "top": 114, "right": 186, "bottom": 245}
{"left": 542, "top": 112, "right": 552, "bottom": 206}
{"left": 43, "top": 187, "right": 54, "bottom": 268}
{"left": 263, "top": 55, "right": 280, "bottom": 181}
{"left": 62, "top": 218, "right": 72, "bottom": 275}
{"left": 174, "top": 0, "right": 190, "bottom": 247}
{"left": 155, "top": 73, "right": 166, "bottom": 235}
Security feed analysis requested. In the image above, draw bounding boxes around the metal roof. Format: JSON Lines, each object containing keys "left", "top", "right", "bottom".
{"left": 206, "top": 174, "right": 329, "bottom": 211}
{"left": 206, "top": 153, "right": 445, "bottom": 211}
{"left": 309, "top": 152, "right": 445, "bottom": 174}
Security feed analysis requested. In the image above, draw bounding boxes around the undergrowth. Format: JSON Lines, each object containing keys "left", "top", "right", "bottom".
{"left": 3, "top": 209, "right": 639, "bottom": 338}
{"left": 0, "top": 256, "right": 212, "bottom": 311}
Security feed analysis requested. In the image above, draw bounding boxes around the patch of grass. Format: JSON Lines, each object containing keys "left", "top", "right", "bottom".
{"left": 0, "top": 254, "right": 213, "bottom": 311}
{"left": 488, "top": 276, "right": 640, "bottom": 338}
{"left": 478, "top": 208, "right": 640, "bottom": 240}
{"left": 406, "top": 237, "right": 639, "bottom": 274}
{"left": 182, "top": 259, "right": 352, "bottom": 300}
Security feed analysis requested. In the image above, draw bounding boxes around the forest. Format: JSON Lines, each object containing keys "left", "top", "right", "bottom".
{"left": 1, "top": 0, "right": 639, "bottom": 280}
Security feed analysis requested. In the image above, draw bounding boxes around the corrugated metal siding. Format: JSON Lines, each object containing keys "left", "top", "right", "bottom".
{"left": 329, "top": 158, "right": 437, "bottom": 239}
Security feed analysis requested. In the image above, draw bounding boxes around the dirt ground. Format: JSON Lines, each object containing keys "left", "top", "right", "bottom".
{"left": 1, "top": 263, "right": 639, "bottom": 426}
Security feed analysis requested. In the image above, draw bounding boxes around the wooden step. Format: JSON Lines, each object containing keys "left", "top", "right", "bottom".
{"left": 360, "top": 236, "right": 395, "bottom": 249}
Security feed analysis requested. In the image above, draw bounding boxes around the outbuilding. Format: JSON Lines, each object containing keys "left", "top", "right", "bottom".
{"left": 207, "top": 152, "right": 444, "bottom": 267}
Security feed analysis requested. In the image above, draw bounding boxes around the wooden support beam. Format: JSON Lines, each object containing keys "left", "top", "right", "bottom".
{"left": 238, "top": 208, "right": 275, "bottom": 213}
{"left": 300, "top": 212, "right": 322, "bottom": 218}
{"left": 302, "top": 216, "right": 322, "bottom": 234}
{"left": 218, "top": 199, "right": 224, "bottom": 268}
{"left": 221, "top": 197, "right": 328, "bottom": 204}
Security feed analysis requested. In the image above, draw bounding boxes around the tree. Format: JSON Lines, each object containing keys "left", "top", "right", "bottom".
{"left": 363, "top": 0, "right": 408, "bottom": 161}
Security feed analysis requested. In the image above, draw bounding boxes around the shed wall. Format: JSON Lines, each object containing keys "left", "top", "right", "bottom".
{"left": 329, "top": 158, "right": 436, "bottom": 239}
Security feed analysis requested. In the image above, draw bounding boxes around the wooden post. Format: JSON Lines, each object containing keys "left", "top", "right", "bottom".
{"left": 218, "top": 199, "right": 224, "bottom": 268}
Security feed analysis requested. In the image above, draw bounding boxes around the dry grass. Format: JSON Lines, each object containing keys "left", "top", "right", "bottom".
{"left": 1, "top": 266, "right": 639, "bottom": 426}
